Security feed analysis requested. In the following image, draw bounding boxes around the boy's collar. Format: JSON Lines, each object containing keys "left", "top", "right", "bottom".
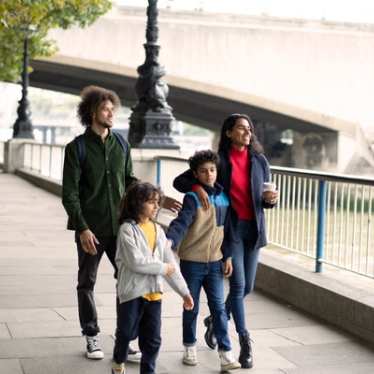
{"left": 196, "top": 182, "right": 223, "bottom": 195}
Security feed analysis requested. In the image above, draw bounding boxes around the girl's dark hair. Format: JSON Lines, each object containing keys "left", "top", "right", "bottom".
{"left": 119, "top": 182, "right": 162, "bottom": 224}
{"left": 188, "top": 150, "right": 219, "bottom": 172}
{"left": 77, "top": 85, "right": 121, "bottom": 127}
{"left": 218, "top": 113, "right": 264, "bottom": 155}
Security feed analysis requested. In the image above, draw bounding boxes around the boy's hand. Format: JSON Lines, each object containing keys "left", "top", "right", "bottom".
{"left": 183, "top": 294, "right": 194, "bottom": 310}
{"left": 195, "top": 185, "right": 210, "bottom": 210}
{"left": 223, "top": 258, "right": 233, "bottom": 277}
{"left": 162, "top": 196, "right": 182, "bottom": 213}
{"left": 165, "top": 263, "right": 176, "bottom": 276}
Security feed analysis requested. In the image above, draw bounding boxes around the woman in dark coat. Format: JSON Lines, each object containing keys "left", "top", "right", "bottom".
{"left": 173, "top": 113, "right": 278, "bottom": 369}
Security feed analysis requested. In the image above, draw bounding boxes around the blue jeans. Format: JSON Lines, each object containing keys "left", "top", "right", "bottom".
{"left": 113, "top": 298, "right": 161, "bottom": 374}
{"left": 225, "top": 220, "right": 260, "bottom": 336}
{"left": 181, "top": 260, "right": 231, "bottom": 351}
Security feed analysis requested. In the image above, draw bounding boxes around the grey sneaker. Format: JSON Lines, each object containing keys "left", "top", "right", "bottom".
{"left": 85, "top": 335, "right": 104, "bottom": 360}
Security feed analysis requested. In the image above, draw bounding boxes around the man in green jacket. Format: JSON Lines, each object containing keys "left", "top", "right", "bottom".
{"left": 62, "top": 85, "right": 140, "bottom": 360}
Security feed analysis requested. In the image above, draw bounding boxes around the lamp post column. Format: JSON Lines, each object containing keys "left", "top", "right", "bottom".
{"left": 13, "top": 32, "right": 34, "bottom": 139}
{"left": 128, "top": 0, "right": 179, "bottom": 149}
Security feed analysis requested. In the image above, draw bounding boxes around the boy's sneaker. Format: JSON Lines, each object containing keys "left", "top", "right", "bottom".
{"left": 219, "top": 350, "right": 241, "bottom": 372}
{"left": 85, "top": 335, "right": 104, "bottom": 360}
{"left": 112, "top": 362, "right": 125, "bottom": 374}
{"left": 127, "top": 346, "right": 141, "bottom": 362}
{"left": 182, "top": 345, "right": 198, "bottom": 366}
{"left": 203, "top": 315, "right": 217, "bottom": 349}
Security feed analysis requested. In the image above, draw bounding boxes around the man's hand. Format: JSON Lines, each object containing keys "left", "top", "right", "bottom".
{"left": 183, "top": 294, "right": 194, "bottom": 310}
{"left": 162, "top": 196, "right": 182, "bottom": 213}
{"left": 195, "top": 185, "right": 210, "bottom": 210}
{"left": 79, "top": 229, "right": 99, "bottom": 255}
{"left": 223, "top": 258, "right": 233, "bottom": 278}
{"left": 165, "top": 262, "right": 176, "bottom": 276}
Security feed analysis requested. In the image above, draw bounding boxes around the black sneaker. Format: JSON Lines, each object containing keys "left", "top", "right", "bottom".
{"left": 86, "top": 335, "right": 104, "bottom": 360}
{"left": 203, "top": 315, "right": 217, "bottom": 350}
{"left": 127, "top": 345, "right": 141, "bottom": 362}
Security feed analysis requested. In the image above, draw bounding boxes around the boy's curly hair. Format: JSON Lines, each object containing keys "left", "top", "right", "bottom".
{"left": 188, "top": 150, "right": 219, "bottom": 172}
{"left": 77, "top": 85, "right": 121, "bottom": 127}
{"left": 119, "top": 182, "right": 163, "bottom": 224}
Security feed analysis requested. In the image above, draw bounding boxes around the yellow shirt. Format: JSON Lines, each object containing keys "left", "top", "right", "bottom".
{"left": 139, "top": 221, "right": 162, "bottom": 301}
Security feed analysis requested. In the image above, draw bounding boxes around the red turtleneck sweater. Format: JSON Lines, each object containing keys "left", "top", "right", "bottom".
{"left": 229, "top": 147, "right": 254, "bottom": 220}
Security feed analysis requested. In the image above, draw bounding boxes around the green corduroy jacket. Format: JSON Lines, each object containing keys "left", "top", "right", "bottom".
{"left": 62, "top": 127, "right": 136, "bottom": 237}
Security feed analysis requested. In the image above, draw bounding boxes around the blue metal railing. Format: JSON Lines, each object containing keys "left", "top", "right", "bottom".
{"left": 16, "top": 140, "right": 374, "bottom": 278}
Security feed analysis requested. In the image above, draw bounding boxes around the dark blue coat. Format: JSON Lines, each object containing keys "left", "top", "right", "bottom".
{"left": 173, "top": 149, "right": 274, "bottom": 258}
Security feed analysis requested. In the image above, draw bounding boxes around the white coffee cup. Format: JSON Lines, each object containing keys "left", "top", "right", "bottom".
{"left": 263, "top": 182, "right": 276, "bottom": 192}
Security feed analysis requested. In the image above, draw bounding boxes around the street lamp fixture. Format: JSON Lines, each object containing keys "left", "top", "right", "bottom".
{"left": 12, "top": 24, "right": 36, "bottom": 139}
{"left": 128, "top": 0, "right": 179, "bottom": 149}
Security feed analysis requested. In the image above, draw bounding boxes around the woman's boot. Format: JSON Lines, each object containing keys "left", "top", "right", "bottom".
{"left": 239, "top": 332, "right": 253, "bottom": 369}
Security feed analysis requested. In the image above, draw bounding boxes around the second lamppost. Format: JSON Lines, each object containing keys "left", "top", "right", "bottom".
{"left": 128, "top": 0, "right": 179, "bottom": 149}
{"left": 13, "top": 25, "right": 35, "bottom": 139}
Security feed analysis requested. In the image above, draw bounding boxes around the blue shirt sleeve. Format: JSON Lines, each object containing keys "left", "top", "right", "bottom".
{"left": 166, "top": 193, "right": 198, "bottom": 249}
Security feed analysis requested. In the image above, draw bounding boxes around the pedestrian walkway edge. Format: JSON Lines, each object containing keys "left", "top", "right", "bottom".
{"left": 256, "top": 246, "right": 374, "bottom": 347}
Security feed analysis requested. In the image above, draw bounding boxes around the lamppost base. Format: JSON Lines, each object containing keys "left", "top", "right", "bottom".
{"left": 13, "top": 119, "right": 34, "bottom": 139}
{"left": 129, "top": 110, "right": 179, "bottom": 150}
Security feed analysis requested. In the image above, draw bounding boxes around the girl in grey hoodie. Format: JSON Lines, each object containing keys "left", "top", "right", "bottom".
{"left": 112, "top": 182, "right": 193, "bottom": 374}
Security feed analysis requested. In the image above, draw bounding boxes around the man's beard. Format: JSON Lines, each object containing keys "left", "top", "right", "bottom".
{"left": 97, "top": 119, "right": 112, "bottom": 129}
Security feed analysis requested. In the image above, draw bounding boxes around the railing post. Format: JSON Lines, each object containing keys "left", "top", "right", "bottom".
{"left": 156, "top": 158, "right": 161, "bottom": 186}
{"left": 316, "top": 180, "right": 327, "bottom": 272}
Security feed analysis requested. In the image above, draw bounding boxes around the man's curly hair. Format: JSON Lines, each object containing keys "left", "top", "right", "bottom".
{"left": 77, "top": 85, "right": 121, "bottom": 127}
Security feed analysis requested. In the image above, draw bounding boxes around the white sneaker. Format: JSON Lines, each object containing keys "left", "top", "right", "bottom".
{"left": 182, "top": 345, "right": 198, "bottom": 366}
{"left": 219, "top": 350, "right": 241, "bottom": 372}
{"left": 127, "top": 345, "right": 141, "bottom": 362}
{"left": 85, "top": 335, "right": 104, "bottom": 360}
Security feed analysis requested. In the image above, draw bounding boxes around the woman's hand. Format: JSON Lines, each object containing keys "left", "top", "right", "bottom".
{"left": 195, "top": 185, "right": 210, "bottom": 210}
{"left": 183, "top": 294, "right": 194, "bottom": 310}
{"left": 263, "top": 190, "right": 278, "bottom": 205}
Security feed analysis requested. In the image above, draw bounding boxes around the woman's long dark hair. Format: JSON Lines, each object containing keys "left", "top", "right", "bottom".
{"left": 119, "top": 182, "right": 162, "bottom": 224}
{"left": 218, "top": 113, "right": 264, "bottom": 155}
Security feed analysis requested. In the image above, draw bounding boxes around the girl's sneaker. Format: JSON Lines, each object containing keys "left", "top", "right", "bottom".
{"left": 182, "top": 345, "right": 198, "bottom": 366}
{"left": 112, "top": 362, "right": 125, "bottom": 374}
{"left": 219, "top": 350, "right": 241, "bottom": 372}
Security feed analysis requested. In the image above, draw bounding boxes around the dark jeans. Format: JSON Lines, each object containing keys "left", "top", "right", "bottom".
{"left": 181, "top": 260, "right": 231, "bottom": 351}
{"left": 76, "top": 234, "right": 117, "bottom": 336}
{"left": 113, "top": 298, "right": 162, "bottom": 374}
{"left": 225, "top": 220, "right": 260, "bottom": 336}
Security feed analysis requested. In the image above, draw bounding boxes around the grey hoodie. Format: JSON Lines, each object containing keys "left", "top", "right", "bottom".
{"left": 115, "top": 220, "right": 190, "bottom": 304}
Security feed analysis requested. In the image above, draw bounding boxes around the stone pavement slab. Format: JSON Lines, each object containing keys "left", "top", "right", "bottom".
{"left": 1, "top": 172, "right": 374, "bottom": 374}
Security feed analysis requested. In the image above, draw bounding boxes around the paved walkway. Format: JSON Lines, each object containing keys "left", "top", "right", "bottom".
{"left": 1, "top": 172, "right": 374, "bottom": 374}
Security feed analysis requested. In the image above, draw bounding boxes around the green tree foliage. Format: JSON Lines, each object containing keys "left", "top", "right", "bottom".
{"left": 0, "top": 0, "right": 112, "bottom": 82}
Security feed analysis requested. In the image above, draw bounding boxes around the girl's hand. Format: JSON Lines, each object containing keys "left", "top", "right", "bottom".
{"left": 195, "top": 185, "right": 210, "bottom": 210}
{"left": 183, "top": 294, "right": 194, "bottom": 310}
{"left": 165, "top": 263, "right": 176, "bottom": 276}
{"left": 223, "top": 258, "right": 233, "bottom": 277}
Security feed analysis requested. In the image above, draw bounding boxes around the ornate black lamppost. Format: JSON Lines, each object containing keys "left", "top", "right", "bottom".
{"left": 128, "top": 0, "right": 179, "bottom": 149}
{"left": 13, "top": 26, "right": 35, "bottom": 139}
